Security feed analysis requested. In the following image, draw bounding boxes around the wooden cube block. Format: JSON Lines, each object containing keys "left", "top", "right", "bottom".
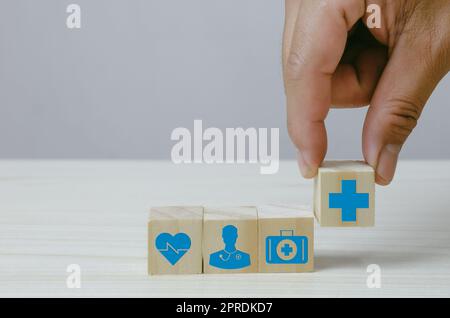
{"left": 203, "top": 207, "right": 258, "bottom": 274}
{"left": 314, "top": 161, "right": 375, "bottom": 227}
{"left": 148, "top": 206, "right": 203, "bottom": 275}
{"left": 258, "top": 205, "right": 314, "bottom": 273}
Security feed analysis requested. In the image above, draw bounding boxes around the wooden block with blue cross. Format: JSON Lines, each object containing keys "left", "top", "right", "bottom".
{"left": 314, "top": 161, "right": 375, "bottom": 227}
{"left": 148, "top": 206, "right": 203, "bottom": 275}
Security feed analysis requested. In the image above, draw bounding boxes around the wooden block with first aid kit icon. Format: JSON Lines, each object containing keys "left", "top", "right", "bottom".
{"left": 314, "top": 160, "right": 375, "bottom": 227}
{"left": 148, "top": 206, "right": 203, "bottom": 275}
{"left": 203, "top": 206, "right": 258, "bottom": 274}
{"left": 257, "top": 205, "right": 314, "bottom": 273}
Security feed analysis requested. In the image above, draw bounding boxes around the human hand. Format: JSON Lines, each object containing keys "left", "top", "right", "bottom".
{"left": 283, "top": 0, "right": 450, "bottom": 185}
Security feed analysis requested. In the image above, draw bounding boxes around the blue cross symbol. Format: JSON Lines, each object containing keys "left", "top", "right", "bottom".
{"left": 329, "top": 180, "right": 369, "bottom": 222}
{"left": 281, "top": 243, "right": 293, "bottom": 256}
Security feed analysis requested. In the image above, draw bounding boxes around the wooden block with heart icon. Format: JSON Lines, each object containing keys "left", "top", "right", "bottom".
{"left": 148, "top": 206, "right": 203, "bottom": 275}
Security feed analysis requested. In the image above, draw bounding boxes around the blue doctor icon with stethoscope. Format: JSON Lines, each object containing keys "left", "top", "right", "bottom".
{"left": 209, "top": 225, "right": 251, "bottom": 269}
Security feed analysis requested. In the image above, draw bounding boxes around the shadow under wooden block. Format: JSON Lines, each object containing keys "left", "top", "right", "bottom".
{"left": 258, "top": 205, "right": 314, "bottom": 273}
{"left": 148, "top": 206, "right": 203, "bottom": 275}
{"left": 203, "top": 207, "right": 258, "bottom": 274}
{"left": 314, "top": 161, "right": 375, "bottom": 227}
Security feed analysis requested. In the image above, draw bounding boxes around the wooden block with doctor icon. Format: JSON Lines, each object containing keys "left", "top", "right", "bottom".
{"left": 203, "top": 206, "right": 258, "bottom": 273}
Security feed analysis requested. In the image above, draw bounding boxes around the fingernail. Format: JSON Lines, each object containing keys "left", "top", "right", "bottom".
{"left": 376, "top": 144, "right": 401, "bottom": 185}
{"left": 365, "top": 141, "right": 379, "bottom": 170}
{"left": 296, "top": 151, "right": 317, "bottom": 178}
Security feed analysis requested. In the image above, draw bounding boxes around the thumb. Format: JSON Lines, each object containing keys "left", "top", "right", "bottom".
{"left": 362, "top": 29, "right": 449, "bottom": 185}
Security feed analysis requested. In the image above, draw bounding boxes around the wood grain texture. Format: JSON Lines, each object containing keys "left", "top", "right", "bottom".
{"left": 148, "top": 206, "right": 203, "bottom": 275}
{"left": 314, "top": 161, "right": 375, "bottom": 227}
{"left": 203, "top": 207, "right": 258, "bottom": 274}
{"left": 1, "top": 160, "right": 450, "bottom": 297}
{"left": 258, "top": 205, "right": 314, "bottom": 273}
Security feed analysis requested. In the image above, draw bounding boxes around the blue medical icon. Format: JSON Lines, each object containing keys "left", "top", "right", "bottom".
{"left": 209, "top": 225, "right": 251, "bottom": 270}
{"left": 266, "top": 230, "right": 308, "bottom": 264}
{"left": 329, "top": 179, "right": 369, "bottom": 222}
{"left": 155, "top": 232, "right": 191, "bottom": 265}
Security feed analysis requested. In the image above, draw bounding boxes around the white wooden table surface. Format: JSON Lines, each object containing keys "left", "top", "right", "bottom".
{"left": 0, "top": 160, "right": 449, "bottom": 298}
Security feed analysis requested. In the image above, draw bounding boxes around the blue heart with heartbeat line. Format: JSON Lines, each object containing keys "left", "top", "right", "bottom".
{"left": 155, "top": 232, "right": 191, "bottom": 265}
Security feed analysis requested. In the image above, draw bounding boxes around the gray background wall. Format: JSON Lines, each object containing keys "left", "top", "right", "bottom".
{"left": 0, "top": 0, "right": 448, "bottom": 160}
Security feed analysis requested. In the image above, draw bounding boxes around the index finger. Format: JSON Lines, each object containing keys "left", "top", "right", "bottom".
{"left": 283, "top": 0, "right": 365, "bottom": 177}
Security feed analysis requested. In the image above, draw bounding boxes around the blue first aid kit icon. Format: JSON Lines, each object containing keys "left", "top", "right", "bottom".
{"left": 265, "top": 230, "right": 308, "bottom": 264}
